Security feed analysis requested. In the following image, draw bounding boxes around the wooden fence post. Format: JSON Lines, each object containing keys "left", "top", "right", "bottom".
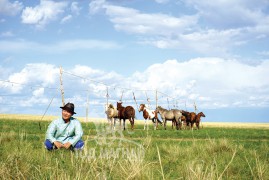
{"left": 59, "top": 66, "right": 65, "bottom": 106}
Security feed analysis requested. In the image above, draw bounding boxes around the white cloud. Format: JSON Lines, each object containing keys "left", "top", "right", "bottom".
{"left": 0, "top": 0, "right": 23, "bottom": 16}
{"left": 33, "top": 87, "right": 44, "bottom": 97}
{"left": 71, "top": 2, "right": 81, "bottom": 15}
{"left": 1, "top": 31, "right": 14, "bottom": 37}
{"left": 88, "top": 1, "right": 269, "bottom": 56}
{"left": 61, "top": 14, "right": 72, "bottom": 24}
{"left": 0, "top": 39, "right": 121, "bottom": 53}
{"left": 155, "top": 0, "right": 170, "bottom": 4}
{"left": 186, "top": 0, "right": 269, "bottom": 29}
{"left": 104, "top": 5, "right": 198, "bottom": 35}
{"left": 89, "top": 0, "right": 106, "bottom": 14}
{"left": 1, "top": 59, "right": 269, "bottom": 115}
{"left": 21, "top": 0, "right": 67, "bottom": 28}
{"left": 257, "top": 51, "right": 269, "bottom": 57}
{"left": 129, "top": 58, "right": 269, "bottom": 108}
{"left": 5, "top": 63, "right": 58, "bottom": 93}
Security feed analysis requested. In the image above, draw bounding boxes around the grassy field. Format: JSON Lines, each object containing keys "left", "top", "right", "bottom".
{"left": 0, "top": 114, "right": 269, "bottom": 179}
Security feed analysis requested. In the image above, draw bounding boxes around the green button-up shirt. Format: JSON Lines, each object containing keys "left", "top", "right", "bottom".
{"left": 46, "top": 117, "right": 83, "bottom": 146}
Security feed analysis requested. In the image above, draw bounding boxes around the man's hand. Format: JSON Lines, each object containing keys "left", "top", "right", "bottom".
{"left": 63, "top": 142, "right": 72, "bottom": 149}
{"left": 54, "top": 141, "right": 63, "bottom": 149}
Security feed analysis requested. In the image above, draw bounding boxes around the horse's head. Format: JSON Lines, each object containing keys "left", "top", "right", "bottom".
{"left": 198, "top": 112, "right": 205, "bottom": 117}
{"left": 181, "top": 110, "right": 190, "bottom": 116}
{"left": 155, "top": 106, "right": 162, "bottom": 113}
{"left": 105, "top": 103, "right": 114, "bottom": 111}
{"left": 139, "top": 104, "right": 145, "bottom": 112}
{"left": 117, "top": 102, "right": 123, "bottom": 110}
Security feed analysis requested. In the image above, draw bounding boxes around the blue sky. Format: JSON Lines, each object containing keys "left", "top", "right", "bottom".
{"left": 0, "top": 0, "right": 269, "bottom": 123}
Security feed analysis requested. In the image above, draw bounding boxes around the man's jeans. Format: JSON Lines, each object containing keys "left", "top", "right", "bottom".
{"left": 44, "top": 139, "right": 84, "bottom": 151}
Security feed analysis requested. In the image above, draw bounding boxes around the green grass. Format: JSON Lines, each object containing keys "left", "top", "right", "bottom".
{"left": 0, "top": 118, "right": 269, "bottom": 179}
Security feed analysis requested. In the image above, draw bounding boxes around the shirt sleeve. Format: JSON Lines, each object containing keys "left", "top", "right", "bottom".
{"left": 45, "top": 120, "right": 57, "bottom": 143}
{"left": 68, "top": 120, "right": 83, "bottom": 146}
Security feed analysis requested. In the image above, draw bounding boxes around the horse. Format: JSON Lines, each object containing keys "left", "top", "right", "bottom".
{"left": 181, "top": 115, "right": 187, "bottom": 129}
{"left": 139, "top": 104, "right": 162, "bottom": 130}
{"left": 156, "top": 106, "right": 182, "bottom": 130}
{"left": 188, "top": 112, "right": 206, "bottom": 130}
{"left": 117, "top": 102, "right": 135, "bottom": 130}
{"left": 105, "top": 103, "right": 118, "bottom": 130}
{"left": 195, "top": 112, "right": 205, "bottom": 130}
{"left": 181, "top": 110, "right": 191, "bottom": 129}
{"left": 189, "top": 112, "right": 197, "bottom": 130}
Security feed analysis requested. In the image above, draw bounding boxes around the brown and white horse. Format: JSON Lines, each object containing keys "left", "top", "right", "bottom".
{"left": 156, "top": 106, "right": 182, "bottom": 130}
{"left": 117, "top": 102, "right": 135, "bottom": 130}
{"left": 139, "top": 104, "right": 162, "bottom": 130}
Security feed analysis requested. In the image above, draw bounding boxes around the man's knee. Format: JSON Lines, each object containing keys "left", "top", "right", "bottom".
{"left": 44, "top": 139, "right": 54, "bottom": 150}
{"left": 74, "top": 140, "right": 84, "bottom": 150}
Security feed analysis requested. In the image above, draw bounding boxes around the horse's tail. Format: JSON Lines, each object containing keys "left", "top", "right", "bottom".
{"left": 157, "top": 118, "right": 163, "bottom": 125}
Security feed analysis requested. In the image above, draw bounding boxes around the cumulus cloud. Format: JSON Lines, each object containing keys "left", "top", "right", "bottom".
{"left": 130, "top": 58, "right": 269, "bottom": 108}
{"left": 0, "top": 0, "right": 23, "bottom": 16}
{"left": 1, "top": 59, "right": 269, "bottom": 115}
{"left": 4, "top": 63, "right": 58, "bottom": 93}
{"left": 21, "top": 0, "right": 67, "bottom": 28}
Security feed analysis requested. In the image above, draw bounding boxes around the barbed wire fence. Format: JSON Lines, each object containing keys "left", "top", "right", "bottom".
{"left": 0, "top": 67, "right": 197, "bottom": 122}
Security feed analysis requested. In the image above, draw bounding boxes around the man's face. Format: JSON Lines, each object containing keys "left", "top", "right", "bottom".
{"left": 62, "top": 110, "right": 72, "bottom": 121}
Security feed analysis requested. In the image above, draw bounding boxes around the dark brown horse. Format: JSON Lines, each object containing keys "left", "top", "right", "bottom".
{"left": 195, "top": 112, "right": 205, "bottom": 129}
{"left": 178, "top": 110, "right": 205, "bottom": 130}
{"left": 189, "top": 112, "right": 197, "bottom": 130}
{"left": 117, "top": 102, "right": 135, "bottom": 130}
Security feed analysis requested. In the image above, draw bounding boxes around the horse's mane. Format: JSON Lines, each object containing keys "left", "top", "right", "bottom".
{"left": 157, "top": 106, "right": 166, "bottom": 110}
{"left": 108, "top": 104, "right": 114, "bottom": 109}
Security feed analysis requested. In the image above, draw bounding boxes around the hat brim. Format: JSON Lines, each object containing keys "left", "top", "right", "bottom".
{"left": 60, "top": 107, "right": 76, "bottom": 114}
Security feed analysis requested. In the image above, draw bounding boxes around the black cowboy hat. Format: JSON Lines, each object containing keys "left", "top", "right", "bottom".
{"left": 60, "top": 102, "right": 76, "bottom": 114}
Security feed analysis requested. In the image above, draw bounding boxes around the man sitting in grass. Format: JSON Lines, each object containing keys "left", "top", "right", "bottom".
{"left": 44, "top": 102, "right": 84, "bottom": 151}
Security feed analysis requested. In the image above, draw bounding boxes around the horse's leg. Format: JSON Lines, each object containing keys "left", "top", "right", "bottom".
{"left": 123, "top": 119, "right": 126, "bottom": 130}
{"left": 144, "top": 118, "right": 146, "bottom": 130}
{"left": 196, "top": 121, "right": 200, "bottom": 130}
{"left": 155, "top": 117, "right": 158, "bottom": 129}
{"left": 132, "top": 117, "right": 135, "bottom": 130}
{"left": 191, "top": 122, "right": 194, "bottom": 131}
{"left": 178, "top": 117, "right": 182, "bottom": 130}
{"left": 113, "top": 117, "right": 116, "bottom": 130}
{"left": 154, "top": 118, "right": 157, "bottom": 130}
{"left": 164, "top": 119, "right": 167, "bottom": 130}
{"left": 110, "top": 117, "right": 114, "bottom": 130}
{"left": 187, "top": 121, "right": 190, "bottom": 130}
